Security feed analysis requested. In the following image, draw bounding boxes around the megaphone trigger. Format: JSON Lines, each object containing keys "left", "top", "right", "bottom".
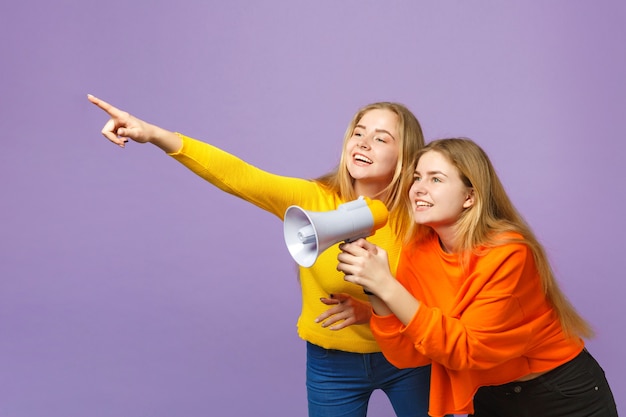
{"left": 283, "top": 196, "right": 389, "bottom": 267}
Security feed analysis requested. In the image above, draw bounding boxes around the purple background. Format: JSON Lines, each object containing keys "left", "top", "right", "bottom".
{"left": 1, "top": 1, "right": 624, "bottom": 416}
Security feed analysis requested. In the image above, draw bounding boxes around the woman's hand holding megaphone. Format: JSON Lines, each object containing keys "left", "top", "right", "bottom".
{"left": 337, "top": 238, "right": 394, "bottom": 298}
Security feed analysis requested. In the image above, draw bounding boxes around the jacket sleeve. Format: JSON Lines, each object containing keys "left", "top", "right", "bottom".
{"left": 401, "top": 243, "right": 538, "bottom": 371}
{"left": 169, "top": 134, "right": 327, "bottom": 218}
{"left": 370, "top": 313, "right": 431, "bottom": 368}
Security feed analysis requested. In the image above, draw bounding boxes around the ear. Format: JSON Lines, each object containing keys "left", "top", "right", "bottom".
{"left": 462, "top": 188, "right": 475, "bottom": 209}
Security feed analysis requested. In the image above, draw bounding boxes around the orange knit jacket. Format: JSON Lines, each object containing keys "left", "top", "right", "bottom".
{"left": 370, "top": 233, "right": 584, "bottom": 416}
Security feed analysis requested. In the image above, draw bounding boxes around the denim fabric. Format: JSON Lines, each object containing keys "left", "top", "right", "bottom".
{"left": 471, "top": 349, "right": 618, "bottom": 417}
{"left": 306, "top": 342, "right": 431, "bottom": 417}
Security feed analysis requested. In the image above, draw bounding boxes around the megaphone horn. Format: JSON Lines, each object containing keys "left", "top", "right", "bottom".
{"left": 283, "top": 196, "right": 388, "bottom": 267}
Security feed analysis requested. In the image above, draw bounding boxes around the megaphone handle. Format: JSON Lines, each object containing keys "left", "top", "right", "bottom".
{"left": 341, "top": 236, "right": 373, "bottom": 295}
{"left": 344, "top": 235, "right": 366, "bottom": 244}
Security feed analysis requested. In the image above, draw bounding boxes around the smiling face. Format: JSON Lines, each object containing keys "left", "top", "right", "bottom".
{"left": 345, "top": 108, "right": 400, "bottom": 198}
{"left": 409, "top": 150, "right": 474, "bottom": 247}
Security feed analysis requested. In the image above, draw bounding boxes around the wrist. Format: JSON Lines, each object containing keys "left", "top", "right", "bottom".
{"left": 376, "top": 275, "right": 401, "bottom": 304}
{"left": 152, "top": 128, "right": 182, "bottom": 153}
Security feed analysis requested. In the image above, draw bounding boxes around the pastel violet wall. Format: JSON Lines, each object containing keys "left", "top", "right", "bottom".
{"left": 1, "top": 2, "right": 624, "bottom": 416}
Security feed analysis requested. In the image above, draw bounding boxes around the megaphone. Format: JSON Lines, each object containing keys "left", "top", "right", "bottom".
{"left": 283, "top": 196, "right": 388, "bottom": 267}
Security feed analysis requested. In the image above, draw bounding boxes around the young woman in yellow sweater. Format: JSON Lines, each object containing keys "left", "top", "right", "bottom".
{"left": 337, "top": 138, "right": 618, "bottom": 416}
{"left": 87, "top": 94, "right": 431, "bottom": 416}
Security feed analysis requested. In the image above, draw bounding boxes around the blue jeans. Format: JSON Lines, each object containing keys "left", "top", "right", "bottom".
{"left": 306, "top": 342, "right": 431, "bottom": 417}
{"left": 470, "top": 349, "right": 618, "bottom": 417}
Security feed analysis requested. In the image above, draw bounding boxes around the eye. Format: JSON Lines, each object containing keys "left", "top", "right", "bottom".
{"left": 375, "top": 136, "right": 387, "bottom": 143}
{"left": 413, "top": 175, "right": 422, "bottom": 182}
{"left": 432, "top": 177, "right": 441, "bottom": 183}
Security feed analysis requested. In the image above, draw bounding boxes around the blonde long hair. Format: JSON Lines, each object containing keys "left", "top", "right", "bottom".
{"left": 408, "top": 138, "right": 593, "bottom": 338}
{"left": 315, "top": 102, "right": 425, "bottom": 236}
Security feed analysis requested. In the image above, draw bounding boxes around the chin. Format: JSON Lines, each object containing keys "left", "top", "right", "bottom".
{"left": 412, "top": 214, "right": 429, "bottom": 225}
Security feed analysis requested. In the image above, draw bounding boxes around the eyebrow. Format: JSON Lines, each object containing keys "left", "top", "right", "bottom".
{"left": 354, "top": 124, "right": 397, "bottom": 141}
{"left": 414, "top": 169, "right": 449, "bottom": 177}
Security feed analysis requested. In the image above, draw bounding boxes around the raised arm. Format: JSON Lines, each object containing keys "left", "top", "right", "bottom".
{"left": 87, "top": 94, "right": 182, "bottom": 153}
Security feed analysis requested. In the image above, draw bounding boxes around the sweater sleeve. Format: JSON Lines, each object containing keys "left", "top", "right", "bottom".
{"left": 168, "top": 134, "right": 328, "bottom": 218}
{"left": 400, "top": 243, "right": 538, "bottom": 371}
{"left": 370, "top": 313, "right": 431, "bottom": 368}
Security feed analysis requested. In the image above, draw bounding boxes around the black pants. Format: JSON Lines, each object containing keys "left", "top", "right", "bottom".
{"left": 470, "top": 349, "right": 618, "bottom": 417}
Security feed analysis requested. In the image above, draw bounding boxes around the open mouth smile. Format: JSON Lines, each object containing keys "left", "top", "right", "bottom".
{"left": 354, "top": 154, "right": 373, "bottom": 164}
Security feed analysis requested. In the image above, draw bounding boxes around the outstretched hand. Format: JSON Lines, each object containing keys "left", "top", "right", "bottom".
{"left": 87, "top": 94, "right": 181, "bottom": 152}
{"left": 87, "top": 94, "right": 154, "bottom": 147}
{"left": 315, "top": 293, "right": 372, "bottom": 330}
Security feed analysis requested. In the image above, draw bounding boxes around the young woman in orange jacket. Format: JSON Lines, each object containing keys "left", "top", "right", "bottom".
{"left": 338, "top": 138, "right": 618, "bottom": 417}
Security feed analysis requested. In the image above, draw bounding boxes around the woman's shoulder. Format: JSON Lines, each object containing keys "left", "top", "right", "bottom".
{"left": 489, "top": 231, "right": 528, "bottom": 248}
{"left": 480, "top": 231, "right": 532, "bottom": 261}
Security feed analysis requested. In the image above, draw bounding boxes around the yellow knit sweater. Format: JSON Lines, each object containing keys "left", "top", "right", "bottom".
{"left": 169, "top": 134, "right": 402, "bottom": 353}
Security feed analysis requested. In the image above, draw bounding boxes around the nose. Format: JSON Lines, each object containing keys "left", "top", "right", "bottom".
{"left": 358, "top": 134, "right": 371, "bottom": 149}
{"left": 410, "top": 180, "right": 425, "bottom": 196}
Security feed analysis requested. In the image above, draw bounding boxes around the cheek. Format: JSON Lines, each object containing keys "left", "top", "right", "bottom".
{"left": 380, "top": 149, "right": 400, "bottom": 173}
{"left": 342, "top": 140, "right": 354, "bottom": 158}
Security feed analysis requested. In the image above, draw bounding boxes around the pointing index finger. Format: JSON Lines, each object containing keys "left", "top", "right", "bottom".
{"left": 87, "top": 94, "right": 122, "bottom": 118}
